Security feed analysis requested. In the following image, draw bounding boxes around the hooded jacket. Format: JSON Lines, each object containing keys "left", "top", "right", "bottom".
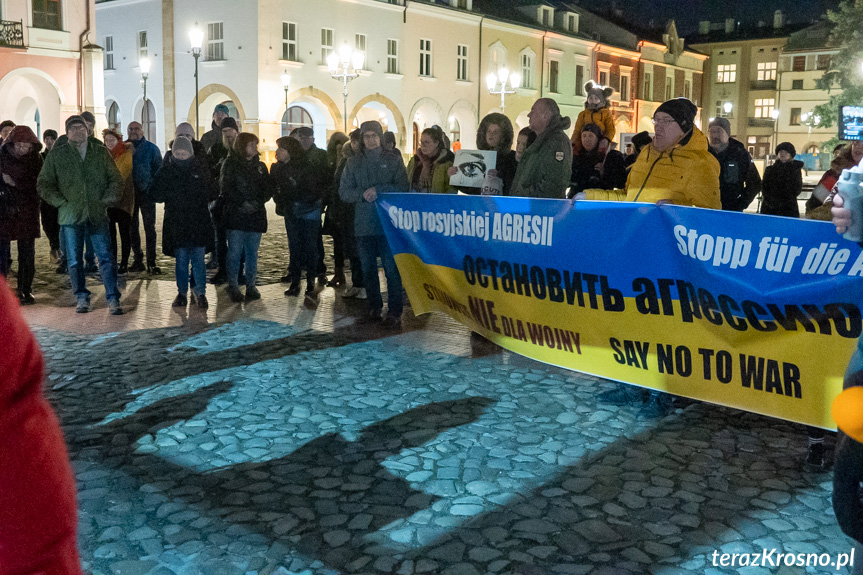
{"left": 0, "top": 277, "right": 82, "bottom": 575}
{"left": 587, "top": 127, "right": 721, "bottom": 208}
{"left": 339, "top": 147, "right": 409, "bottom": 236}
{"left": 760, "top": 158, "right": 804, "bottom": 218}
{"left": 572, "top": 108, "right": 615, "bottom": 149}
{"left": 38, "top": 139, "right": 123, "bottom": 226}
{"left": 510, "top": 115, "right": 573, "bottom": 199}
{"left": 130, "top": 137, "right": 162, "bottom": 201}
{"left": 710, "top": 137, "right": 762, "bottom": 211}
{"left": 0, "top": 139, "right": 43, "bottom": 240}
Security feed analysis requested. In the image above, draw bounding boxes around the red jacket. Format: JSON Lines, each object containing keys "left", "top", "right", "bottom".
{"left": 0, "top": 277, "right": 81, "bottom": 575}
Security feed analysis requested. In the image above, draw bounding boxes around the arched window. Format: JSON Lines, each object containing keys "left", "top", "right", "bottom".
{"left": 141, "top": 100, "right": 156, "bottom": 141}
{"left": 281, "top": 105, "right": 313, "bottom": 137}
{"left": 107, "top": 101, "right": 121, "bottom": 133}
{"left": 489, "top": 42, "right": 507, "bottom": 74}
{"left": 449, "top": 118, "right": 460, "bottom": 147}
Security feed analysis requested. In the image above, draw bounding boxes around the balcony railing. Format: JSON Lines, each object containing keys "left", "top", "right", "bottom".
{"left": 750, "top": 80, "right": 777, "bottom": 91}
{"left": 0, "top": 20, "right": 24, "bottom": 49}
{"left": 748, "top": 117, "right": 776, "bottom": 128}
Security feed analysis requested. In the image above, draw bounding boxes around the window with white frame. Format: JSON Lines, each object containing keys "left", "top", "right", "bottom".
{"left": 321, "top": 28, "right": 333, "bottom": 65}
{"left": 521, "top": 50, "right": 535, "bottom": 89}
{"left": 457, "top": 44, "right": 468, "bottom": 81}
{"left": 665, "top": 76, "right": 673, "bottom": 100}
{"left": 757, "top": 61, "right": 777, "bottom": 81}
{"left": 715, "top": 100, "right": 733, "bottom": 118}
{"left": 643, "top": 70, "right": 652, "bottom": 100}
{"left": 355, "top": 34, "right": 366, "bottom": 69}
{"left": 717, "top": 63, "right": 736, "bottom": 83}
{"left": 207, "top": 22, "right": 224, "bottom": 60}
{"left": 549, "top": 60, "right": 559, "bottom": 93}
{"left": 599, "top": 71, "right": 608, "bottom": 86}
{"left": 754, "top": 98, "right": 775, "bottom": 118}
{"left": 282, "top": 22, "right": 297, "bottom": 61}
{"left": 138, "top": 30, "right": 148, "bottom": 63}
{"left": 567, "top": 14, "right": 578, "bottom": 33}
{"left": 489, "top": 43, "right": 506, "bottom": 73}
{"left": 419, "top": 38, "right": 432, "bottom": 77}
{"left": 575, "top": 64, "right": 584, "bottom": 95}
{"left": 619, "top": 74, "right": 629, "bottom": 102}
{"left": 387, "top": 39, "right": 399, "bottom": 74}
{"left": 541, "top": 8, "right": 551, "bottom": 26}
{"left": 684, "top": 79, "right": 691, "bottom": 100}
{"left": 105, "top": 36, "right": 114, "bottom": 70}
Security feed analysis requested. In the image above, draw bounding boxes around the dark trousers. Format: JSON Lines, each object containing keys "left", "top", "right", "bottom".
{"left": 344, "top": 217, "right": 363, "bottom": 288}
{"left": 130, "top": 200, "right": 157, "bottom": 266}
{"left": 331, "top": 223, "right": 346, "bottom": 270}
{"left": 213, "top": 211, "right": 228, "bottom": 272}
{"left": 108, "top": 208, "right": 132, "bottom": 268}
{"left": 40, "top": 202, "right": 61, "bottom": 252}
{"left": 0, "top": 237, "right": 35, "bottom": 294}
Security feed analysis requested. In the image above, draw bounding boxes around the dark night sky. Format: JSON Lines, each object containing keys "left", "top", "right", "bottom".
{"left": 602, "top": 0, "right": 842, "bottom": 34}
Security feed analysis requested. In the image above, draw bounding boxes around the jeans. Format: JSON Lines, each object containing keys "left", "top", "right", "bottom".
{"left": 226, "top": 230, "right": 261, "bottom": 289}
{"left": 62, "top": 221, "right": 120, "bottom": 302}
{"left": 357, "top": 234, "right": 403, "bottom": 317}
{"left": 176, "top": 246, "right": 206, "bottom": 296}
{"left": 284, "top": 216, "right": 300, "bottom": 281}
{"left": 0, "top": 238, "right": 35, "bottom": 294}
{"left": 131, "top": 200, "right": 157, "bottom": 266}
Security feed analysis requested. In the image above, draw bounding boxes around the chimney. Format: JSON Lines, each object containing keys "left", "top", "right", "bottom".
{"left": 725, "top": 18, "right": 735, "bottom": 34}
{"left": 699, "top": 20, "right": 710, "bottom": 35}
{"left": 774, "top": 10, "right": 785, "bottom": 29}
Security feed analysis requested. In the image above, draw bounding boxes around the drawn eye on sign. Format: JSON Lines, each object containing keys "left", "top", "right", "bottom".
{"left": 450, "top": 149, "right": 497, "bottom": 188}
{"left": 458, "top": 153, "right": 487, "bottom": 178}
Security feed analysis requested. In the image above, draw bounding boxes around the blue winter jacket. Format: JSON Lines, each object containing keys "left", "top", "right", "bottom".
{"left": 339, "top": 147, "right": 409, "bottom": 236}
{"left": 131, "top": 137, "right": 162, "bottom": 201}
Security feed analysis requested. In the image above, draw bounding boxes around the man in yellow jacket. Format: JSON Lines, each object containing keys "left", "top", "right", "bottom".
{"left": 583, "top": 98, "right": 721, "bottom": 415}
{"left": 584, "top": 97, "right": 721, "bottom": 209}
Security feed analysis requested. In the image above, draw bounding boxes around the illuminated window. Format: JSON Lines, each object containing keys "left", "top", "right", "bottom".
{"left": 717, "top": 64, "right": 736, "bottom": 83}
{"left": 757, "top": 62, "right": 776, "bottom": 81}
{"left": 754, "top": 98, "right": 775, "bottom": 118}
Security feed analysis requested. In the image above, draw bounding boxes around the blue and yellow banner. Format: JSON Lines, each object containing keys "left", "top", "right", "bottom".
{"left": 378, "top": 194, "right": 863, "bottom": 429}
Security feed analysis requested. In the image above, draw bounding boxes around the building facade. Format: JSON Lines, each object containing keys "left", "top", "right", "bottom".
{"left": 0, "top": 0, "right": 104, "bottom": 137}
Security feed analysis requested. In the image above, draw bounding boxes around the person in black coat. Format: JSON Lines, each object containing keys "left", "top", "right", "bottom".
{"left": 219, "top": 132, "right": 273, "bottom": 303}
{"left": 568, "top": 123, "right": 626, "bottom": 198}
{"left": 708, "top": 117, "right": 762, "bottom": 211}
{"left": 148, "top": 137, "right": 215, "bottom": 309}
{"left": 271, "top": 136, "right": 325, "bottom": 301}
{"left": 447, "top": 113, "right": 518, "bottom": 195}
{"left": 760, "top": 142, "right": 804, "bottom": 218}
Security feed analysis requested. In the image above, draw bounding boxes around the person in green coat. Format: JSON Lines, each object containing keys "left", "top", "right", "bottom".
{"left": 510, "top": 98, "right": 573, "bottom": 199}
{"left": 38, "top": 115, "right": 124, "bottom": 315}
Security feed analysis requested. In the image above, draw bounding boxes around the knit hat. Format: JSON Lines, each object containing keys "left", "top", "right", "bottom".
{"left": 581, "top": 123, "right": 604, "bottom": 138}
{"left": 214, "top": 104, "right": 230, "bottom": 116}
{"left": 631, "top": 131, "right": 652, "bottom": 149}
{"left": 175, "top": 122, "right": 195, "bottom": 139}
{"left": 172, "top": 136, "right": 194, "bottom": 157}
{"left": 65, "top": 115, "right": 87, "bottom": 132}
{"left": 655, "top": 98, "right": 698, "bottom": 134}
{"left": 775, "top": 141, "right": 796, "bottom": 157}
{"left": 360, "top": 120, "right": 383, "bottom": 139}
{"left": 80, "top": 111, "right": 96, "bottom": 126}
{"left": 708, "top": 117, "right": 731, "bottom": 137}
{"left": 220, "top": 116, "right": 239, "bottom": 132}
{"left": 43, "top": 129, "right": 58, "bottom": 140}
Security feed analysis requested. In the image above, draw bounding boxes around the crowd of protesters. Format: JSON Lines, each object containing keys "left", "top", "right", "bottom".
{"left": 3, "top": 87, "right": 863, "bottom": 572}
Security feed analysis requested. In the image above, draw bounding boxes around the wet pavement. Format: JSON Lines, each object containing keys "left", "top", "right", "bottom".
{"left": 13, "top": 206, "right": 859, "bottom": 575}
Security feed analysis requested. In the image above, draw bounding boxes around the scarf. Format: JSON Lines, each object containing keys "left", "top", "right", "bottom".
{"left": 412, "top": 147, "right": 445, "bottom": 192}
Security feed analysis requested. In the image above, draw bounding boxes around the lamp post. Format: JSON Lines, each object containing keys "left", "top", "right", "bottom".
{"left": 328, "top": 45, "right": 363, "bottom": 133}
{"left": 723, "top": 101, "right": 733, "bottom": 117}
{"left": 281, "top": 71, "right": 291, "bottom": 135}
{"left": 486, "top": 68, "right": 521, "bottom": 113}
{"left": 189, "top": 24, "right": 204, "bottom": 138}
{"left": 140, "top": 57, "right": 150, "bottom": 135}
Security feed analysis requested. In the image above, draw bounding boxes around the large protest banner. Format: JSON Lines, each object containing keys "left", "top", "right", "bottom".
{"left": 377, "top": 193, "right": 863, "bottom": 430}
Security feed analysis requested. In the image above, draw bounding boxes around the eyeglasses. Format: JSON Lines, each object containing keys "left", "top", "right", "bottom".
{"left": 652, "top": 117, "right": 677, "bottom": 125}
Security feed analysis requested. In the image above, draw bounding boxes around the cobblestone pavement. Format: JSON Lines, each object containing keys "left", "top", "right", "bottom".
{"left": 15, "top": 208, "right": 858, "bottom": 575}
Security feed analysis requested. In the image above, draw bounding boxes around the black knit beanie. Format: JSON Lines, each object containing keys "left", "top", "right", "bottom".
{"left": 775, "top": 142, "right": 796, "bottom": 157}
{"left": 655, "top": 98, "right": 698, "bottom": 134}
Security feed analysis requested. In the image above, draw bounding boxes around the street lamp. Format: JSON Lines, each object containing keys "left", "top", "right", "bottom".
{"left": 486, "top": 68, "right": 521, "bottom": 112}
{"left": 328, "top": 44, "right": 363, "bottom": 133}
{"left": 723, "top": 101, "right": 733, "bottom": 117}
{"left": 281, "top": 71, "right": 290, "bottom": 135}
{"left": 189, "top": 24, "right": 204, "bottom": 138}
{"left": 140, "top": 57, "right": 151, "bottom": 133}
